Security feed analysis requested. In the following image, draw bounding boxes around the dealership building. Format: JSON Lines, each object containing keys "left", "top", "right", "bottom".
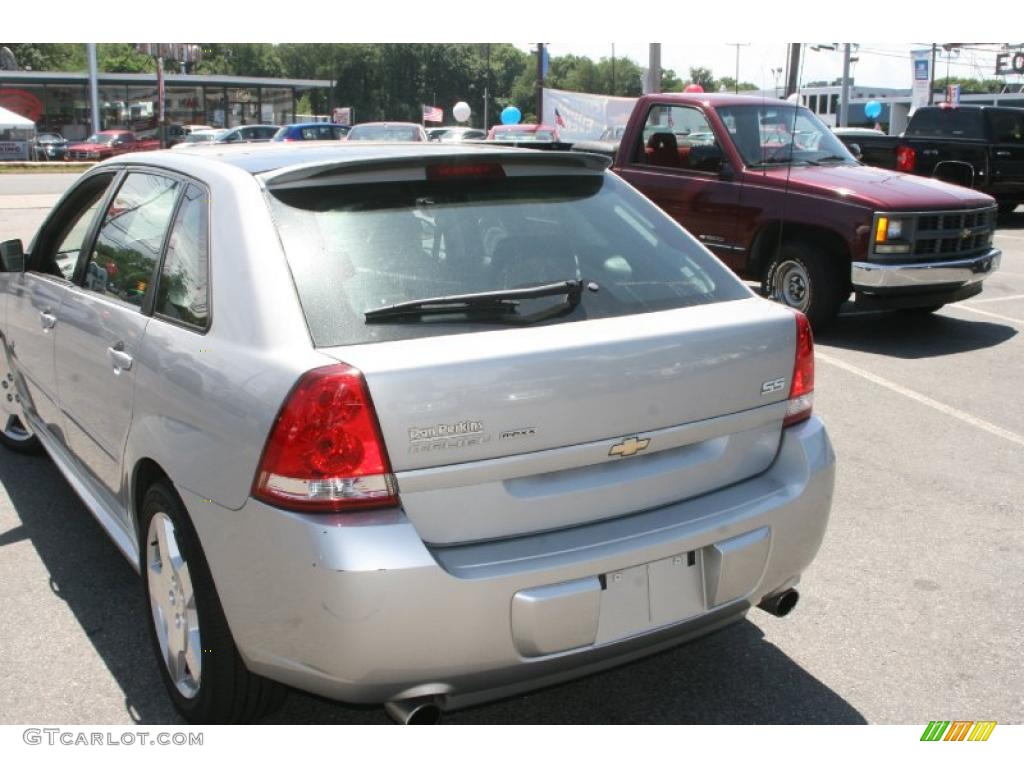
{"left": 0, "top": 70, "right": 332, "bottom": 141}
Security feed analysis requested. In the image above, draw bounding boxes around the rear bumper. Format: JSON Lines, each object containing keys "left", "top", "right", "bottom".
{"left": 184, "top": 416, "right": 835, "bottom": 710}
{"left": 851, "top": 248, "right": 1000, "bottom": 292}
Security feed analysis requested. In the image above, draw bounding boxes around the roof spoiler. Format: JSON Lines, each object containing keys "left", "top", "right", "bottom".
{"left": 260, "top": 150, "right": 610, "bottom": 189}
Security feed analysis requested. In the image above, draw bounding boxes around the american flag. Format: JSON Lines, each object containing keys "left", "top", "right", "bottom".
{"left": 554, "top": 108, "right": 566, "bottom": 128}
{"left": 422, "top": 104, "right": 443, "bottom": 123}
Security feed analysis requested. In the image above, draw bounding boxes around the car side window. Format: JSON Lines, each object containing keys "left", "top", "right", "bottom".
{"left": 85, "top": 172, "right": 180, "bottom": 309}
{"left": 991, "top": 112, "right": 1024, "bottom": 144}
{"left": 27, "top": 172, "right": 116, "bottom": 279}
{"left": 635, "top": 105, "right": 721, "bottom": 173}
{"left": 155, "top": 184, "right": 210, "bottom": 331}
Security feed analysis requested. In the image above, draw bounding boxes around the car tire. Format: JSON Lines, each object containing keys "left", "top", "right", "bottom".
{"left": 763, "top": 241, "right": 844, "bottom": 328}
{"left": 0, "top": 414, "right": 43, "bottom": 454}
{"left": 140, "top": 481, "right": 286, "bottom": 723}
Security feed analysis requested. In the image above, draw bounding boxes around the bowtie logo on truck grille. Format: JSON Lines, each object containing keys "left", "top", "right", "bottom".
{"left": 609, "top": 436, "right": 650, "bottom": 458}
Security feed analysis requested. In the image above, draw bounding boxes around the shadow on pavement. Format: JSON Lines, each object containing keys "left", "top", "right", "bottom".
{"left": 819, "top": 303, "right": 1017, "bottom": 359}
{"left": 2, "top": 451, "right": 865, "bottom": 725}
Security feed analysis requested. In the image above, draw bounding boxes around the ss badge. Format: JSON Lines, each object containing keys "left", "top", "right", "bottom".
{"left": 761, "top": 377, "right": 786, "bottom": 395}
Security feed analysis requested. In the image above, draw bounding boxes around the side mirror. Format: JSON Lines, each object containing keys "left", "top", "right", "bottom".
{"left": 848, "top": 142, "right": 863, "bottom": 161}
{"left": 718, "top": 160, "right": 736, "bottom": 181}
{"left": 0, "top": 239, "right": 26, "bottom": 272}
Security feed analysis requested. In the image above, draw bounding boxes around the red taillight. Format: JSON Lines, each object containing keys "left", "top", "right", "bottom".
{"left": 426, "top": 162, "right": 505, "bottom": 181}
{"left": 784, "top": 311, "right": 815, "bottom": 427}
{"left": 896, "top": 145, "right": 915, "bottom": 172}
{"left": 253, "top": 364, "right": 398, "bottom": 512}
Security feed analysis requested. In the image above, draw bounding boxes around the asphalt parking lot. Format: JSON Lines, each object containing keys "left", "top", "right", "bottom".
{"left": 0, "top": 174, "right": 1021, "bottom": 725}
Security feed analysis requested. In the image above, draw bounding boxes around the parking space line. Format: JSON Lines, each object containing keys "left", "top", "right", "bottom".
{"left": 943, "top": 303, "right": 1024, "bottom": 325}
{"left": 816, "top": 352, "right": 1024, "bottom": 448}
{"left": 966, "top": 293, "right": 1024, "bottom": 304}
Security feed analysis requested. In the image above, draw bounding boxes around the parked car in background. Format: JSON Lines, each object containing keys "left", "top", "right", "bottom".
{"left": 601, "top": 93, "right": 1001, "bottom": 326}
{"left": 0, "top": 142, "right": 834, "bottom": 724}
{"left": 831, "top": 127, "right": 890, "bottom": 164}
{"left": 64, "top": 130, "right": 160, "bottom": 161}
{"left": 426, "top": 126, "right": 487, "bottom": 142}
{"left": 171, "top": 129, "right": 227, "bottom": 149}
{"left": 273, "top": 122, "right": 351, "bottom": 142}
{"left": 34, "top": 132, "right": 67, "bottom": 161}
{"left": 487, "top": 123, "right": 561, "bottom": 142}
{"left": 841, "top": 105, "right": 1024, "bottom": 216}
{"left": 345, "top": 122, "right": 427, "bottom": 141}
{"left": 215, "top": 125, "right": 280, "bottom": 144}
{"left": 166, "top": 124, "right": 213, "bottom": 148}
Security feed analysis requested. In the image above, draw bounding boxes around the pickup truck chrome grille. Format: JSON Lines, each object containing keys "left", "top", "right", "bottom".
{"left": 912, "top": 207, "right": 995, "bottom": 259}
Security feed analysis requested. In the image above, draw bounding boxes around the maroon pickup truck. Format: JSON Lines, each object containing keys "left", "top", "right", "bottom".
{"left": 64, "top": 130, "right": 160, "bottom": 162}
{"left": 606, "top": 93, "right": 1001, "bottom": 325}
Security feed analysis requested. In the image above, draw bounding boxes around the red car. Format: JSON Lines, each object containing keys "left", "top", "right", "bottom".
{"left": 486, "top": 123, "right": 560, "bottom": 142}
{"left": 65, "top": 130, "right": 160, "bottom": 161}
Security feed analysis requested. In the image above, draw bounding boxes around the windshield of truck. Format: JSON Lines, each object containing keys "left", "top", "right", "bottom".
{"left": 905, "top": 108, "right": 985, "bottom": 139}
{"left": 83, "top": 134, "right": 116, "bottom": 145}
{"left": 267, "top": 170, "right": 750, "bottom": 346}
{"left": 716, "top": 104, "right": 857, "bottom": 167}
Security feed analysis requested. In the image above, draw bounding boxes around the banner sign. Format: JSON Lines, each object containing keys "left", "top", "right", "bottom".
{"left": 946, "top": 83, "right": 961, "bottom": 106}
{"left": 910, "top": 49, "right": 932, "bottom": 113}
{"left": 541, "top": 87, "right": 638, "bottom": 142}
{"left": 0, "top": 141, "right": 29, "bottom": 160}
{"left": 332, "top": 107, "right": 352, "bottom": 125}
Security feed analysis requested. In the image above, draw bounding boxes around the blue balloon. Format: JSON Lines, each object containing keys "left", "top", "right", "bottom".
{"left": 864, "top": 100, "right": 882, "bottom": 120}
{"left": 500, "top": 106, "right": 522, "bottom": 125}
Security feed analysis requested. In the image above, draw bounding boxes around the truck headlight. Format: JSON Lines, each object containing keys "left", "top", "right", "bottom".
{"left": 875, "top": 216, "right": 904, "bottom": 242}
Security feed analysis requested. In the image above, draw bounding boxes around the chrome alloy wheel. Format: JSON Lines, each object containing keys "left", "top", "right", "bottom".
{"left": 146, "top": 512, "right": 202, "bottom": 699}
{"left": 2, "top": 414, "right": 34, "bottom": 444}
{"left": 771, "top": 259, "right": 812, "bottom": 312}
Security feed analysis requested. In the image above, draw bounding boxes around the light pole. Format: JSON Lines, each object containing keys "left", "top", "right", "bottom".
{"left": 727, "top": 43, "right": 750, "bottom": 93}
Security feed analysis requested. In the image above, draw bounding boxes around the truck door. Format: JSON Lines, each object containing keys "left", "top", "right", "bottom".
{"left": 987, "top": 109, "right": 1024, "bottom": 205}
{"left": 615, "top": 103, "right": 742, "bottom": 271}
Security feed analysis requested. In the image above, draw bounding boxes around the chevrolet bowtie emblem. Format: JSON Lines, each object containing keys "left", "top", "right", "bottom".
{"left": 609, "top": 436, "right": 650, "bottom": 458}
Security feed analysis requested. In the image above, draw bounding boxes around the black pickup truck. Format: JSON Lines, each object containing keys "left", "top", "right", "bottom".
{"left": 836, "top": 105, "right": 1024, "bottom": 216}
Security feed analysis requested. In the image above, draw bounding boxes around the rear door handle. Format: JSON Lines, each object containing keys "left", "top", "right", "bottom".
{"left": 995, "top": 150, "right": 1011, "bottom": 157}
{"left": 107, "top": 343, "right": 134, "bottom": 372}
{"left": 39, "top": 311, "right": 57, "bottom": 330}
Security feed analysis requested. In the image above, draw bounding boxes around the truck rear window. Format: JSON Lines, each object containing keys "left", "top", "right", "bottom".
{"left": 267, "top": 172, "right": 750, "bottom": 346}
{"left": 906, "top": 108, "right": 985, "bottom": 139}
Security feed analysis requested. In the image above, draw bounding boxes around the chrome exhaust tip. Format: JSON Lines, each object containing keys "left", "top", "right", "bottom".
{"left": 757, "top": 588, "right": 800, "bottom": 617}
{"left": 385, "top": 697, "right": 442, "bottom": 725}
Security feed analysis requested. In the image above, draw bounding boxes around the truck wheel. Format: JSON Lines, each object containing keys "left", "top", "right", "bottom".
{"left": 140, "top": 481, "right": 286, "bottom": 723}
{"left": 763, "top": 242, "right": 844, "bottom": 328}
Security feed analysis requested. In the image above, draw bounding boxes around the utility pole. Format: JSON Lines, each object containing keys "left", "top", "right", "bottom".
{"left": 839, "top": 43, "right": 852, "bottom": 127}
{"left": 785, "top": 43, "right": 802, "bottom": 97}
{"left": 648, "top": 43, "right": 661, "bottom": 94}
{"left": 727, "top": 43, "right": 750, "bottom": 93}
{"left": 536, "top": 43, "right": 545, "bottom": 123}
{"left": 86, "top": 43, "right": 100, "bottom": 134}
{"left": 483, "top": 43, "right": 490, "bottom": 131}
{"left": 928, "top": 43, "right": 937, "bottom": 105}
{"left": 611, "top": 43, "right": 616, "bottom": 94}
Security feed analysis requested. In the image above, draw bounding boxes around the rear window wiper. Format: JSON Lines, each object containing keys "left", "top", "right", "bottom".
{"left": 364, "top": 279, "right": 584, "bottom": 323}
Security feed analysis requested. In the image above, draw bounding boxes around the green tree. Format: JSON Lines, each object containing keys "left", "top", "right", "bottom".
{"left": 0, "top": 43, "right": 85, "bottom": 71}
{"left": 688, "top": 66, "right": 716, "bottom": 91}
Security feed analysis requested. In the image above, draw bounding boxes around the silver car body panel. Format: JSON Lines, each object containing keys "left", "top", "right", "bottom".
{"left": 0, "top": 143, "right": 836, "bottom": 710}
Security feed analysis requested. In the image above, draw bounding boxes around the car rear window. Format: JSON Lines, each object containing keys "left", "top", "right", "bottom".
{"left": 266, "top": 170, "right": 749, "bottom": 347}
{"left": 906, "top": 108, "right": 985, "bottom": 139}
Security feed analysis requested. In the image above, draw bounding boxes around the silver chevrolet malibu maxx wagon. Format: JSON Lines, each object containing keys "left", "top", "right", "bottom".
{"left": 0, "top": 143, "right": 835, "bottom": 723}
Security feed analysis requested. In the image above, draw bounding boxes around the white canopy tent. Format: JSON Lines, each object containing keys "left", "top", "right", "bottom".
{"left": 0, "top": 106, "right": 36, "bottom": 160}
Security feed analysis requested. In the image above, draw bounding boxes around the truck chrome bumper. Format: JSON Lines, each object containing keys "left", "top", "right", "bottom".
{"left": 851, "top": 249, "right": 1001, "bottom": 291}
